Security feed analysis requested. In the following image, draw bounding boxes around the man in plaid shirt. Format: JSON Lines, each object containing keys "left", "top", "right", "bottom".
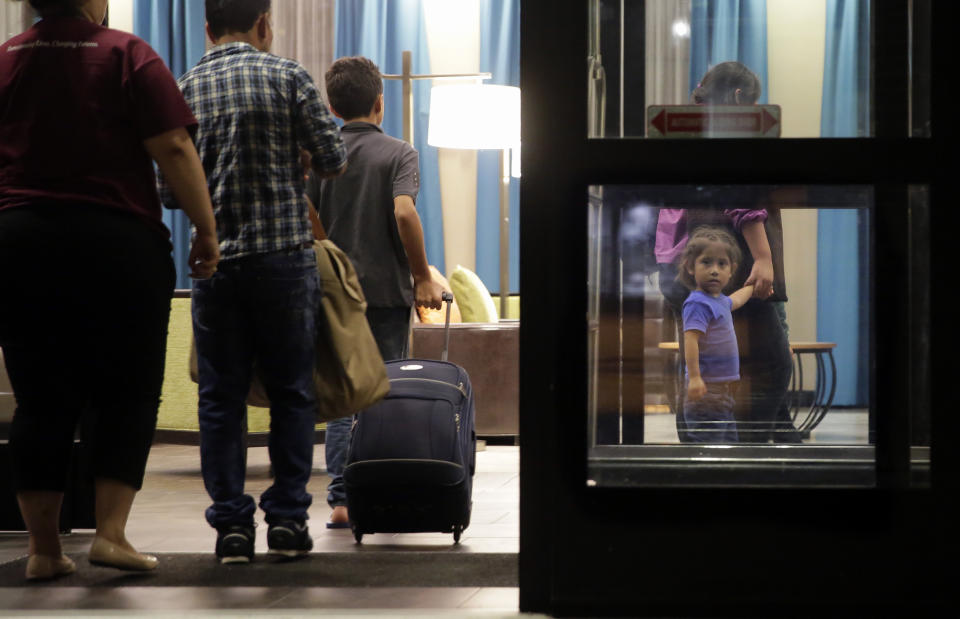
{"left": 161, "top": 0, "right": 346, "bottom": 564}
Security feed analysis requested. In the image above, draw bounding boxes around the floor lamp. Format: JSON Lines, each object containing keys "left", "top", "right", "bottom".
{"left": 426, "top": 84, "right": 521, "bottom": 320}
{"left": 383, "top": 51, "right": 491, "bottom": 146}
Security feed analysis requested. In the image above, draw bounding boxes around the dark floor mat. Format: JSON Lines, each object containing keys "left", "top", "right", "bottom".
{"left": 0, "top": 551, "right": 517, "bottom": 588}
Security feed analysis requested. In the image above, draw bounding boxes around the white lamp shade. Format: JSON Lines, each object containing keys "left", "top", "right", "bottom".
{"left": 427, "top": 84, "right": 521, "bottom": 150}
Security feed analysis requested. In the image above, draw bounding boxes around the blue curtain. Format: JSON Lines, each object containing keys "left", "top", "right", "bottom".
{"left": 476, "top": 0, "right": 520, "bottom": 294}
{"left": 817, "top": 0, "right": 871, "bottom": 407}
{"left": 820, "top": 0, "right": 870, "bottom": 137}
{"left": 817, "top": 208, "right": 869, "bottom": 407}
{"left": 689, "top": 0, "right": 768, "bottom": 103}
{"left": 335, "top": 0, "right": 445, "bottom": 274}
{"left": 335, "top": 0, "right": 520, "bottom": 290}
{"left": 133, "top": 0, "right": 206, "bottom": 289}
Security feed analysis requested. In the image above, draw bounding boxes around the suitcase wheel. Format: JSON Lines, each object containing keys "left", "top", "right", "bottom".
{"left": 453, "top": 525, "right": 462, "bottom": 544}
{"left": 352, "top": 523, "right": 363, "bottom": 544}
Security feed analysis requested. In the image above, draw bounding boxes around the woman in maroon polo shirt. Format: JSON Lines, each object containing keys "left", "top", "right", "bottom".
{"left": 0, "top": 0, "right": 219, "bottom": 580}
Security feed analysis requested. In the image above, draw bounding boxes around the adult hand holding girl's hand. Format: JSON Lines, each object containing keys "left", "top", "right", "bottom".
{"left": 744, "top": 256, "right": 775, "bottom": 298}
{"left": 737, "top": 219, "right": 776, "bottom": 299}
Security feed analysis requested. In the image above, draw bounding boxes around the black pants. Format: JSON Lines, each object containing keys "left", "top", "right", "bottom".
{"left": 0, "top": 204, "right": 175, "bottom": 491}
{"left": 659, "top": 264, "right": 798, "bottom": 443}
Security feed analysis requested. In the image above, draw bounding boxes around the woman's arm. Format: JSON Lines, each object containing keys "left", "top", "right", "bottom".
{"left": 144, "top": 127, "right": 219, "bottom": 279}
{"left": 740, "top": 220, "right": 774, "bottom": 298}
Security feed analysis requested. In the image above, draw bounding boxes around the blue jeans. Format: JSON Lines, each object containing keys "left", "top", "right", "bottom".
{"left": 192, "top": 248, "right": 321, "bottom": 528}
{"left": 682, "top": 383, "right": 739, "bottom": 443}
{"left": 325, "top": 306, "right": 410, "bottom": 508}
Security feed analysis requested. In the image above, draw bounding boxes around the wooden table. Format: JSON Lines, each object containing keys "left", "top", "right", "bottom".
{"left": 658, "top": 341, "right": 838, "bottom": 437}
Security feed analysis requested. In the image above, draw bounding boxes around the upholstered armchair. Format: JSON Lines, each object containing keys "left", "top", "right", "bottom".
{"left": 413, "top": 265, "right": 519, "bottom": 439}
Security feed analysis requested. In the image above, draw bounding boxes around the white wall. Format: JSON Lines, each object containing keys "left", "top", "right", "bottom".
{"left": 766, "top": 0, "right": 826, "bottom": 138}
{"left": 780, "top": 209, "right": 818, "bottom": 343}
{"left": 109, "top": 0, "right": 135, "bottom": 34}
{"left": 423, "top": 0, "right": 482, "bottom": 275}
{"left": 767, "top": 0, "right": 826, "bottom": 345}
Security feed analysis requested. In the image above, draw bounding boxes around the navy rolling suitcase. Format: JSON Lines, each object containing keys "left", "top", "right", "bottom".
{"left": 343, "top": 293, "right": 476, "bottom": 543}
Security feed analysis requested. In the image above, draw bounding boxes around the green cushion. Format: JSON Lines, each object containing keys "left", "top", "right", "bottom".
{"left": 490, "top": 295, "right": 521, "bottom": 320}
{"left": 158, "top": 298, "right": 267, "bottom": 434}
{"left": 449, "top": 265, "right": 498, "bottom": 322}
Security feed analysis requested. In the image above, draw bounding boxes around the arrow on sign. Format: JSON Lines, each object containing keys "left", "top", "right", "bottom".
{"left": 648, "top": 105, "right": 781, "bottom": 137}
{"left": 761, "top": 108, "right": 778, "bottom": 133}
{"left": 651, "top": 109, "right": 668, "bottom": 135}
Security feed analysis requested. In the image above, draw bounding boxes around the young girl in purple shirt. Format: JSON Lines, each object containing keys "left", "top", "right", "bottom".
{"left": 677, "top": 228, "right": 755, "bottom": 443}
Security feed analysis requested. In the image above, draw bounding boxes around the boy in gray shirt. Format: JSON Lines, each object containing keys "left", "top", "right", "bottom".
{"left": 306, "top": 56, "right": 443, "bottom": 528}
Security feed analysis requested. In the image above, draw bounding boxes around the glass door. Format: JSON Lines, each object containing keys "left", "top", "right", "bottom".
{"left": 520, "top": 0, "right": 950, "bottom": 615}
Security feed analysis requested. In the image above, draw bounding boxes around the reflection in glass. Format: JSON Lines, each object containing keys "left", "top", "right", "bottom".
{"left": 586, "top": 0, "right": 606, "bottom": 137}
{"left": 910, "top": 1, "right": 932, "bottom": 136}
{"left": 588, "top": 0, "right": 878, "bottom": 138}
{"left": 586, "top": 185, "right": 888, "bottom": 487}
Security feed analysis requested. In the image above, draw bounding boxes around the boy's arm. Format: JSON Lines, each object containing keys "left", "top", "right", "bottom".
{"left": 395, "top": 195, "right": 443, "bottom": 310}
{"left": 729, "top": 284, "right": 755, "bottom": 311}
{"left": 684, "top": 330, "right": 707, "bottom": 400}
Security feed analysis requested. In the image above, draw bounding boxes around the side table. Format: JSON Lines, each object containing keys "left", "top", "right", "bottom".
{"left": 658, "top": 341, "right": 838, "bottom": 438}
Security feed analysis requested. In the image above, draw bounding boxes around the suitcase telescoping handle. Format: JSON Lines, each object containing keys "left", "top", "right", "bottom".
{"left": 441, "top": 291, "right": 453, "bottom": 361}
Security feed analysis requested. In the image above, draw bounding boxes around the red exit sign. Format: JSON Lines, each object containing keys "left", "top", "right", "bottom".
{"left": 647, "top": 105, "right": 781, "bottom": 138}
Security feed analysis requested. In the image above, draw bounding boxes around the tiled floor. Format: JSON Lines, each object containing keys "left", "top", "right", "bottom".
{"left": 644, "top": 408, "right": 870, "bottom": 444}
{"left": 0, "top": 411, "right": 870, "bottom": 616}
{"left": 118, "top": 442, "right": 520, "bottom": 555}
{"left": 0, "top": 442, "right": 525, "bottom": 617}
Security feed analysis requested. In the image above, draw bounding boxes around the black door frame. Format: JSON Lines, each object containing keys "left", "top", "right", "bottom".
{"left": 519, "top": 1, "right": 956, "bottom": 615}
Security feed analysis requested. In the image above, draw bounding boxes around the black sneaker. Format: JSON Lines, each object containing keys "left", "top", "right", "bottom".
{"left": 267, "top": 519, "right": 313, "bottom": 558}
{"left": 215, "top": 524, "right": 255, "bottom": 564}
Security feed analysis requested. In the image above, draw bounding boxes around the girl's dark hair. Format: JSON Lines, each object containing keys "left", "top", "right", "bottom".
{"left": 21, "top": 0, "right": 81, "bottom": 17}
{"left": 325, "top": 56, "right": 383, "bottom": 120}
{"left": 205, "top": 0, "right": 271, "bottom": 39}
{"left": 691, "top": 61, "right": 761, "bottom": 105}
{"left": 675, "top": 226, "right": 742, "bottom": 290}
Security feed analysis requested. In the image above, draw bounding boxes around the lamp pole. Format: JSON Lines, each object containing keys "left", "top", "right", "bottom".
{"left": 383, "top": 50, "right": 491, "bottom": 146}
{"left": 499, "top": 149, "right": 511, "bottom": 319}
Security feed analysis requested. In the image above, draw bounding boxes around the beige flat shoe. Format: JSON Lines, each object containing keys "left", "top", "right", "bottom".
{"left": 25, "top": 553, "right": 76, "bottom": 581}
{"left": 88, "top": 537, "right": 158, "bottom": 571}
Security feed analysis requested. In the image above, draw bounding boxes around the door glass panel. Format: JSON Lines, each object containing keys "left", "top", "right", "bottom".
{"left": 588, "top": 0, "right": 930, "bottom": 139}
{"left": 586, "top": 184, "right": 893, "bottom": 487}
{"left": 910, "top": 1, "right": 932, "bottom": 137}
